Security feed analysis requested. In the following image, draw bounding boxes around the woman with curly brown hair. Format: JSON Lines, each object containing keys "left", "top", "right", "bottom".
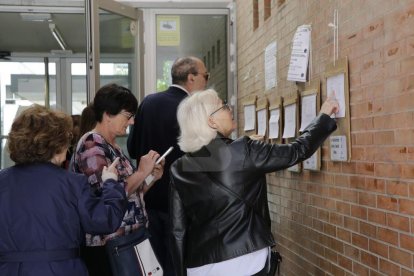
{"left": 0, "top": 105, "right": 129, "bottom": 276}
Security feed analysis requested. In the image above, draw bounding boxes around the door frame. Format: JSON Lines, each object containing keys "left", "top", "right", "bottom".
{"left": 86, "top": 0, "right": 142, "bottom": 102}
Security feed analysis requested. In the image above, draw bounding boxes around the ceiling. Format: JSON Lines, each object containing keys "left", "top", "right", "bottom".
{"left": 0, "top": 0, "right": 231, "bottom": 56}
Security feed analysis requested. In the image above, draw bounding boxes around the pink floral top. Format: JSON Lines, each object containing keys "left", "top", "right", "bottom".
{"left": 71, "top": 131, "right": 147, "bottom": 246}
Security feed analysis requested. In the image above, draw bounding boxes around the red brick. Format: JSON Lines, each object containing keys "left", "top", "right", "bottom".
{"left": 329, "top": 212, "right": 343, "bottom": 226}
{"left": 336, "top": 202, "right": 351, "bottom": 216}
{"left": 356, "top": 162, "right": 375, "bottom": 176}
{"left": 366, "top": 178, "right": 386, "bottom": 193}
{"left": 360, "top": 222, "right": 376, "bottom": 238}
{"left": 338, "top": 255, "right": 353, "bottom": 272}
{"left": 335, "top": 175, "right": 350, "bottom": 187}
{"left": 352, "top": 233, "right": 369, "bottom": 250}
{"left": 373, "top": 130, "right": 395, "bottom": 145}
{"left": 377, "top": 195, "right": 399, "bottom": 212}
{"left": 353, "top": 262, "right": 369, "bottom": 275}
{"left": 338, "top": 228, "right": 351, "bottom": 243}
{"left": 361, "top": 251, "right": 379, "bottom": 269}
{"left": 402, "top": 268, "right": 414, "bottom": 276}
{"left": 400, "top": 233, "right": 414, "bottom": 252}
{"left": 369, "top": 239, "right": 388, "bottom": 258}
{"left": 410, "top": 183, "right": 414, "bottom": 198}
{"left": 401, "top": 164, "right": 414, "bottom": 179}
{"left": 387, "top": 213, "right": 410, "bottom": 232}
{"left": 384, "top": 40, "right": 404, "bottom": 63}
{"left": 378, "top": 227, "right": 399, "bottom": 246}
{"left": 375, "top": 163, "right": 401, "bottom": 178}
{"left": 344, "top": 216, "right": 359, "bottom": 232}
{"left": 343, "top": 190, "right": 358, "bottom": 204}
{"left": 386, "top": 180, "right": 409, "bottom": 197}
{"left": 368, "top": 209, "right": 386, "bottom": 225}
{"left": 389, "top": 246, "right": 413, "bottom": 268}
{"left": 352, "top": 147, "right": 366, "bottom": 161}
{"left": 358, "top": 192, "right": 376, "bottom": 207}
{"left": 379, "top": 259, "right": 401, "bottom": 276}
{"left": 351, "top": 205, "right": 367, "bottom": 220}
{"left": 354, "top": 132, "right": 373, "bottom": 145}
{"left": 399, "top": 199, "right": 414, "bottom": 215}
{"left": 344, "top": 244, "right": 360, "bottom": 260}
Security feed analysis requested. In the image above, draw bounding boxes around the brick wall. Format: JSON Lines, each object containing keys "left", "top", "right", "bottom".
{"left": 235, "top": 0, "right": 414, "bottom": 275}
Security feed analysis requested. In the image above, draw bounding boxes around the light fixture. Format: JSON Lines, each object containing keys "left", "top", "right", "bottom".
{"left": 20, "top": 13, "right": 52, "bottom": 22}
{"left": 49, "top": 23, "right": 68, "bottom": 51}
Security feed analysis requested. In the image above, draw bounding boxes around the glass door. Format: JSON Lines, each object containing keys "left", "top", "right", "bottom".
{"left": 86, "top": 0, "right": 140, "bottom": 101}
{"left": 87, "top": 0, "right": 141, "bottom": 158}
{"left": 143, "top": 8, "right": 234, "bottom": 104}
{"left": 0, "top": 59, "right": 57, "bottom": 168}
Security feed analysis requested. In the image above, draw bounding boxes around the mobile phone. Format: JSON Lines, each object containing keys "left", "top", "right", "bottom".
{"left": 155, "top": 146, "right": 174, "bottom": 165}
{"left": 145, "top": 146, "right": 174, "bottom": 185}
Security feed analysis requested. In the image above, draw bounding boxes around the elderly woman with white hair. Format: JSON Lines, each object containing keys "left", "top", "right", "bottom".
{"left": 169, "top": 89, "right": 339, "bottom": 276}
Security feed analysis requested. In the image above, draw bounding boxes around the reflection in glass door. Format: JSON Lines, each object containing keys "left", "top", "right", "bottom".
{"left": 71, "top": 62, "right": 131, "bottom": 114}
{"left": 99, "top": 11, "right": 135, "bottom": 90}
{"left": 90, "top": 1, "right": 139, "bottom": 160}
{"left": 0, "top": 60, "right": 56, "bottom": 168}
{"left": 155, "top": 14, "right": 228, "bottom": 100}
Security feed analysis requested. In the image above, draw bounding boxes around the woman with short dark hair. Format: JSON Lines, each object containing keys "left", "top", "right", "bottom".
{"left": 0, "top": 104, "right": 127, "bottom": 276}
{"left": 72, "top": 83, "right": 163, "bottom": 276}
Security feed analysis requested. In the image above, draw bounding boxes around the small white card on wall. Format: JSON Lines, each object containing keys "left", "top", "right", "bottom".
{"left": 257, "top": 109, "right": 267, "bottom": 136}
{"left": 330, "top": 135, "right": 347, "bottom": 161}
{"left": 303, "top": 152, "right": 318, "bottom": 170}
{"left": 244, "top": 104, "right": 256, "bottom": 131}
{"left": 282, "top": 104, "right": 296, "bottom": 138}
{"left": 268, "top": 109, "right": 280, "bottom": 139}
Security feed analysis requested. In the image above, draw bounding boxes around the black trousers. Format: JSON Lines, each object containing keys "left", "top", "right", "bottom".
{"left": 147, "top": 209, "right": 176, "bottom": 276}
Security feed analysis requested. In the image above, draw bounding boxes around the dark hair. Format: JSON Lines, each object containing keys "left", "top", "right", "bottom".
{"left": 171, "top": 56, "right": 200, "bottom": 85}
{"left": 79, "top": 103, "right": 96, "bottom": 137}
{"left": 70, "top": 114, "right": 81, "bottom": 147}
{"left": 8, "top": 104, "right": 72, "bottom": 164}
{"left": 93, "top": 83, "right": 138, "bottom": 122}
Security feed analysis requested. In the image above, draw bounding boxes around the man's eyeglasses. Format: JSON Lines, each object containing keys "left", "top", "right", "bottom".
{"left": 197, "top": 72, "right": 210, "bottom": 81}
{"left": 210, "top": 101, "right": 231, "bottom": 117}
{"left": 120, "top": 111, "right": 135, "bottom": 120}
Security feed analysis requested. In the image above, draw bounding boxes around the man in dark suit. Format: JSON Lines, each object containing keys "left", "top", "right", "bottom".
{"left": 127, "top": 56, "right": 209, "bottom": 275}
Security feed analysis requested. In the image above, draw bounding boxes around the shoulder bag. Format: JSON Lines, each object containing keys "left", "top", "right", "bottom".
{"left": 105, "top": 227, "right": 163, "bottom": 276}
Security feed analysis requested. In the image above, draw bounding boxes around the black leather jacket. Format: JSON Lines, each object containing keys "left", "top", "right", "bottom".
{"left": 169, "top": 114, "right": 337, "bottom": 276}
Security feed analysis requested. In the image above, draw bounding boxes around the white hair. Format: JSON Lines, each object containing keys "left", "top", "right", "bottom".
{"left": 177, "top": 89, "right": 220, "bottom": 153}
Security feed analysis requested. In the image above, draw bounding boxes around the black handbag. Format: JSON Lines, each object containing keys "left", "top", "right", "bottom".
{"left": 105, "top": 227, "right": 163, "bottom": 276}
{"left": 268, "top": 250, "right": 282, "bottom": 276}
{"left": 205, "top": 173, "right": 282, "bottom": 276}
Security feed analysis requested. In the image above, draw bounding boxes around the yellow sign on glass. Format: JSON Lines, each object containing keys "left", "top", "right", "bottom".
{"left": 157, "top": 16, "right": 180, "bottom": 46}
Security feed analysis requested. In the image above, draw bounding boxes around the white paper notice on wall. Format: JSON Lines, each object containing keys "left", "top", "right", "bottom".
{"left": 303, "top": 152, "right": 318, "bottom": 170}
{"left": 257, "top": 109, "right": 267, "bottom": 136}
{"left": 287, "top": 25, "right": 311, "bottom": 82}
{"left": 268, "top": 109, "right": 280, "bottom": 139}
{"left": 300, "top": 94, "right": 317, "bottom": 131}
{"left": 244, "top": 104, "right": 256, "bottom": 131}
{"left": 282, "top": 104, "right": 296, "bottom": 138}
{"left": 287, "top": 163, "right": 300, "bottom": 172}
{"left": 330, "top": 135, "right": 347, "bottom": 161}
{"left": 265, "top": 41, "right": 277, "bottom": 90}
{"left": 327, "top": 73, "right": 346, "bottom": 118}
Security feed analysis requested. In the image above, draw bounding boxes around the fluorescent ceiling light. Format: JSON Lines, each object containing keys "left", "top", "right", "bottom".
{"left": 20, "top": 13, "right": 52, "bottom": 22}
{"left": 49, "top": 23, "right": 68, "bottom": 51}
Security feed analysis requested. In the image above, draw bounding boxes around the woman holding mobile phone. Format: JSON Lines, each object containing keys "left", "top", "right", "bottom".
{"left": 71, "top": 83, "right": 164, "bottom": 276}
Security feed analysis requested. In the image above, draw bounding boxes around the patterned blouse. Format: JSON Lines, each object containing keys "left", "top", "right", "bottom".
{"left": 71, "top": 131, "right": 147, "bottom": 246}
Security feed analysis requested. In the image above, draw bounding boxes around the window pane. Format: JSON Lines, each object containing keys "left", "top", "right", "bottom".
{"left": 0, "top": 61, "right": 56, "bottom": 168}
{"left": 155, "top": 14, "right": 228, "bottom": 101}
